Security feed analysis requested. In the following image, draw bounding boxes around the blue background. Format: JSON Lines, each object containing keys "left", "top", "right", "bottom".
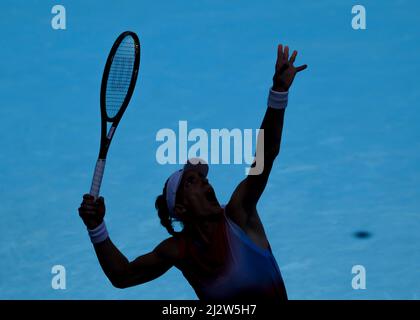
{"left": 0, "top": 0, "right": 419, "bottom": 299}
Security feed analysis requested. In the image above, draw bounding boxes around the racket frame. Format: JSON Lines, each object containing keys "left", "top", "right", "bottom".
{"left": 90, "top": 31, "right": 140, "bottom": 197}
{"left": 99, "top": 31, "right": 140, "bottom": 159}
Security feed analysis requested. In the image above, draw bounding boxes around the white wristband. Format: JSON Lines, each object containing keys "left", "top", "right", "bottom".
{"left": 267, "top": 88, "right": 288, "bottom": 109}
{"left": 88, "top": 221, "right": 109, "bottom": 244}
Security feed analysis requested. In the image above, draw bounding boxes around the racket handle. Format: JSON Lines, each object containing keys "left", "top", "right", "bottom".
{"left": 90, "top": 159, "right": 106, "bottom": 198}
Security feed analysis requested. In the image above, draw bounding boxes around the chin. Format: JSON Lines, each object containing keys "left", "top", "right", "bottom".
{"left": 201, "top": 201, "right": 223, "bottom": 217}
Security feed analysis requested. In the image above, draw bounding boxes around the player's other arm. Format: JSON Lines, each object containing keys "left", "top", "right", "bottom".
{"left": 78, "top": 195, "right": 176, "bottom": 288}
{"left": 227, "top": 45, "right": 307, "bottom": 227}
{"left": 93, "top": 237, "right": 175, "bottom": 288}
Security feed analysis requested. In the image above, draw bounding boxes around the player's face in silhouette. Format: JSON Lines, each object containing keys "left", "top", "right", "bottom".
{"left": 176, "top": 170, "right": 223, "bottom": 221}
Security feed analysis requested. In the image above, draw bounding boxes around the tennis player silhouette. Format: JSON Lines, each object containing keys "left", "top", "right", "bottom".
{"left": 79, "top": 44, "right": 307, "bottom": 301}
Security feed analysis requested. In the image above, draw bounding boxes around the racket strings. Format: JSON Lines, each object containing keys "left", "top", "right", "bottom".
{"left": 105, "top": 36, "right": 137, "bottom": 118}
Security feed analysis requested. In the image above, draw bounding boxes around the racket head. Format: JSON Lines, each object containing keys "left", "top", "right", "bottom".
{"left": 100, "top": 31, "right": 140, "bottom": 123}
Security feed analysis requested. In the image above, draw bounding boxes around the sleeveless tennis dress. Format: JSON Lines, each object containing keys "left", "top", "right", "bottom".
{"left": 178, "top": 209, "right": 288, "bottom": 301}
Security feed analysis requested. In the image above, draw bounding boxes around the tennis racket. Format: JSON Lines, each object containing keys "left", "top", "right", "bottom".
{"left": 89, "top": 31, "right": 141, "bottom": 198}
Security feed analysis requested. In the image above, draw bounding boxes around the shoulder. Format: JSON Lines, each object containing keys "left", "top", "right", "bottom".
{"left": 225, "top": 198, "right": 255, "bottom": 230}
{"left": 154, "top": 235, "right": 186, "bottom": 265}
{"left": 225, "top": 203, "right": 270, "bottom": 249}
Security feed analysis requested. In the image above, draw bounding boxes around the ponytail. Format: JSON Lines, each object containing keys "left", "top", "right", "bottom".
{"left": 155, "top": 182, "right": 182, "bottom": 236}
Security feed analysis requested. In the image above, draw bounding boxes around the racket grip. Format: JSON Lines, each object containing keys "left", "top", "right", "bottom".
{"left": 90, "top": 159, "right": 106, "bottom": 198}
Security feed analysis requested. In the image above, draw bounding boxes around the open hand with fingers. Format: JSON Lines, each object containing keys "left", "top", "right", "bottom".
{"left": 78, "top": 194, "right": 106, "bottom": 230}
{"left": 272, "top": 44, "right": 307, "bottom": 92}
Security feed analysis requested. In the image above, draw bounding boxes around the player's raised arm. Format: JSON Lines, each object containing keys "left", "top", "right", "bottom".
{"left": 78, "top": 194, "right": 175, "bottom": 288}
{"left": 227, "top": 45, "right": 307, "bottom": 227}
